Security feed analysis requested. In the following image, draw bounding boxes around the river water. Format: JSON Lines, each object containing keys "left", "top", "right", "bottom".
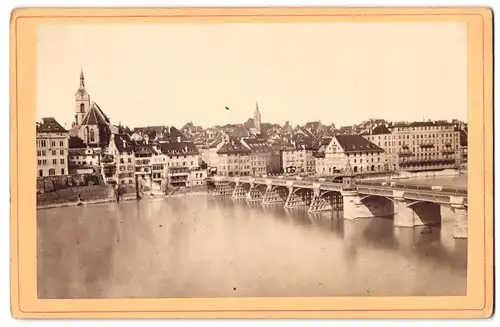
{"left": 37, "top": 192, "right": 467, "bottom": 299}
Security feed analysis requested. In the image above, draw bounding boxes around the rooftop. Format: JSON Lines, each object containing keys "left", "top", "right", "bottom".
{"left": 36, "top": 117, "right": 67, "bottom": 134}
{"left": 334, "top": 134, "right": 383, "bottom": 153}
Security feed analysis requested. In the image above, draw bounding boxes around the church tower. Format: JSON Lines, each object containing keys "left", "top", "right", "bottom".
{"left": 253, "top": 101, "right": 261, "bottom": 132}
{"left": 74, "top": 69, "right": 90, "bottom": 126}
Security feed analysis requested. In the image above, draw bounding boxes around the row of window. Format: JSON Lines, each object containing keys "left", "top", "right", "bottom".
{"left": 37, "top": 158, "right": 65, "bottom": 165}
{"left": 38, "top": 168, "right": 64, "bottom": 176}
{"left": 37, "top": 150, "right": 65, "bottom": 156}
{"left": 392, "top": 126, "right": 454, "bottom": 132}
{"left": 220, "top": 165, "right": 251, "bottom": 170}
{"left": 37, "top": 140, "right": 65, "bottom": 148}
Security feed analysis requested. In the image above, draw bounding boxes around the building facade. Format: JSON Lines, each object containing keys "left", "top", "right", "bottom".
{"left": 362, "top": 121, "right": 462, "bottom": 172}
{"left": 315, "top": 135, "right": 386, "bottom": 176}
{"left": 281, "top": 138, "right": 317, "bottom": 175}
{"left": 106, "top": 133, "right": 136, "bottom": 185}
{"left": 36, "top": 117, "right": 69, "bottom": 177}
{"left": 216, "top": 137, "right": 251, "bottom": 177}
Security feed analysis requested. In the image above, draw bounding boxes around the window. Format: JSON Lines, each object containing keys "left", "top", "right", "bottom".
{"left": 128, "top": 158, "right": 132, "bottom": 163}
{"left": 60, "top": 150, "right": 64, "bottom": 155}
{"left": 37, "top": 151, "right": 41, "bottom": 156}
{"left": 90, "top": 129, "right": 95, "bottom": 143}
{"left": 52, "top": 150, "right": 56, "bottom": 156}
{"left": 37, "top": 160, "right": 42, "bottom": 165}
{"left": 48, "top": 168, "right": 56, "bottom": 176}
{"left": 51, "top": 141, "right": 56, "bottom": 147}
{"left": 39, "top": 170, "right": 43, "bottom": 177}
{"left": 120, "top": 158, "right": 125, "bottom": 164}
{"left": 52, "top": 159, "right": 57, "bottom": 165}
{"left": 60, "top": 141, "right": 64, "bottom": 147}
{"left": 61, "top": 168, "right": 65, "bottom": 175}
{"left": 60, "top": 158, "right": 65, "bottom": 164}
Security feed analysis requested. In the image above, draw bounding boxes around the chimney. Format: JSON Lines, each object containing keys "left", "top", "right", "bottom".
{"left": 177, "top": 135, "right": 181, "bottom": 143}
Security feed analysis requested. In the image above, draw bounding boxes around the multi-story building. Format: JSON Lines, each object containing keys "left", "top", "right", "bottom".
{"left": 362, "top": 121, "right": 462, "bottom": 172}
{"left": 107, "top": 133, "right": 136, "bottom": 185}
{"left": 281, "top": 137, "right": 317, "bottom": 174}
{"left": 36, "top": 117, "right": 69, "bottom": 177}
{"left": 316, "top": 135, "right": 386, "bottom": 176}
{"left": 68, "top": 147, "right": 102, "bottom": 174}
{"left": 216, "top": 137, "right": 251, "bottom": 177}
{"left": 134, "top": 143, "right": 156, "bottom": 189}
{"left": 240, "top": 138, "right": 272, "bottom": 176}
{"left": 161, "top": 139, "right": 201, "bottom": 187}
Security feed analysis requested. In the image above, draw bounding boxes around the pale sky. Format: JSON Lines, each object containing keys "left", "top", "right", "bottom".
{"left": 36, "top": 22, "right": 467, "bottom": 129}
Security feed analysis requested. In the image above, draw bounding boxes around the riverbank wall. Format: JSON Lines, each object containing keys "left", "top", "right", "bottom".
{"left": 36, "top": 185, "right": 210, "bottom": 210}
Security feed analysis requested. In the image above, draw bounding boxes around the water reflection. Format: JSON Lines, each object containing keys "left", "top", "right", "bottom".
{"left": 37, "top": 194, "right": 467, "bottom": 299}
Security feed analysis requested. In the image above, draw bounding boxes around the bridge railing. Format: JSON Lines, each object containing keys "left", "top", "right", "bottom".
{"left": 356, "top": 180, "right": 467, "bottom": 194}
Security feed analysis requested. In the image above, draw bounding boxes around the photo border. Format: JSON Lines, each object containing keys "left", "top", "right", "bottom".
{"left": 9, "top": 7, "right": 493, "bottom": 319}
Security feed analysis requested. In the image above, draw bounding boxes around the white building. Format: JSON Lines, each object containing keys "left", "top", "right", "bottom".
{"left": 36, "top": 117, "right": 69, "bottom": 177}
{"left": 316, "top": 134, "right": 386, "bottom": 176}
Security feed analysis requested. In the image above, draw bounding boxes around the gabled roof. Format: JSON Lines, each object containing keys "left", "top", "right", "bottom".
{"left": 161, "top": 141, "right": 200, "bottom": 156}
{"left": 81, "top": 102, "right": 109, "bottom": 126}
{"left": 36, "top": 117, "right": 67, "bottom": 133}
{"left": 134, "top": 143, "right": 156, "bottom": 155}
{"left": 113, "top": 133, "right": 135, "bottom": 153}
{"left": 371, "top": 124, "right": 391, "bottom": 135}
{"left": 334, "top": 135, "right": 383, "bottom": 153}
{"left": 216, "top": 138, "right": 251, "bottom": 155}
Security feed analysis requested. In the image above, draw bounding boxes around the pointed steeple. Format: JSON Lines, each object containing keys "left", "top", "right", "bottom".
{"left": 80, "top": 67, "right": 85, "bottom": 88}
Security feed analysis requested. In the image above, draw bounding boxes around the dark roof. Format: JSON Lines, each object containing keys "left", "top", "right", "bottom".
{"left": 81, "top": 102, "right": 109, "bottom": 126}
{"left": 216, "top": 138, "right": 251, "bottom": 155}
{"left": 159, "top": 126, "right": 189, "bottom": 142}
{"left": 371, "top": 124, "right": 391, "bottom": 135}
{"left": 334, "top": 135, "right": 383, "bottom": 153}
{"left": 36, "top": 117, "right": 67, "bottom": 133}
{"left": 68, "top": 136, "right": 85, "bottom": 148}
{"left": 160, "top": 141, "right": 199, "bottom": 156}
{"left": 113, "top": 134, "right": 135, "bottom": 153}
{"left": 134, "top": 143, "right": 156, "bottom": 155}
{"left": 242, "top": 138, "right": 271, "bottom": 152}
{"left": 68, "top": 148, "right": 98, "bottom": 156}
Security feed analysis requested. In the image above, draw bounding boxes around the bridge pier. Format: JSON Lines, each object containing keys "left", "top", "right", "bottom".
{"left": 284, "top": 184, "right": 311, "bottom": 209}
{"left": 393, "top": 197, "right": 419, "bottom": 227}
{"left": 213, "top": 181, "right": 233, "bottom": 196}
{"left": 341, "top": 190, "right": 373, "bottom": 220}
{"left": 450, "top": 196, "right": 467, "bottom": 239}
{"left": 231, "top": 180, "right": 247, "bottom": 199}
{"left": 262, "top": 182, "right": 288, "bottom": 205}
{"left": 246, "top": 183, "right": 264, "bottom": 202}
{"left": 309, "top": 184, "right": 343, "bottom": 213}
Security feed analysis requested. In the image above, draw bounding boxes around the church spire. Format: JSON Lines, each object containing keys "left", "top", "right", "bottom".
{"left": 80, "top": 67, "right": 85, "bottom": 88}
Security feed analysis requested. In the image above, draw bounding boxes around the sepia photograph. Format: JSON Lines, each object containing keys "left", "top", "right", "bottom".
{"left": 35, "top": 20, "right": 469, "bottom": 300}
{"left": 10, "top": 6, "right": 493, "bottom": 319}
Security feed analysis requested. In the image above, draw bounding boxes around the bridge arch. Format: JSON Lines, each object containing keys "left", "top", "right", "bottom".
{"left": 320, "top": 189, "right": 342, "bottom": 197}
{"left": 359, "top": 194, "right": 396, "bottom": 204}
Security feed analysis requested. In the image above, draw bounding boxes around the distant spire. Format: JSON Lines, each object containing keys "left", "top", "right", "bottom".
{"left": 255, "top": 101, "right": 259, "bottom": 112}
{"left": 80, "top": 66, "right": 85, "bottom": 88}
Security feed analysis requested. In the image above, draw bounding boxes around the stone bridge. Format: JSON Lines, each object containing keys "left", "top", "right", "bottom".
{"left": 208, "top": 176, "right": 468, "bottom": 239}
